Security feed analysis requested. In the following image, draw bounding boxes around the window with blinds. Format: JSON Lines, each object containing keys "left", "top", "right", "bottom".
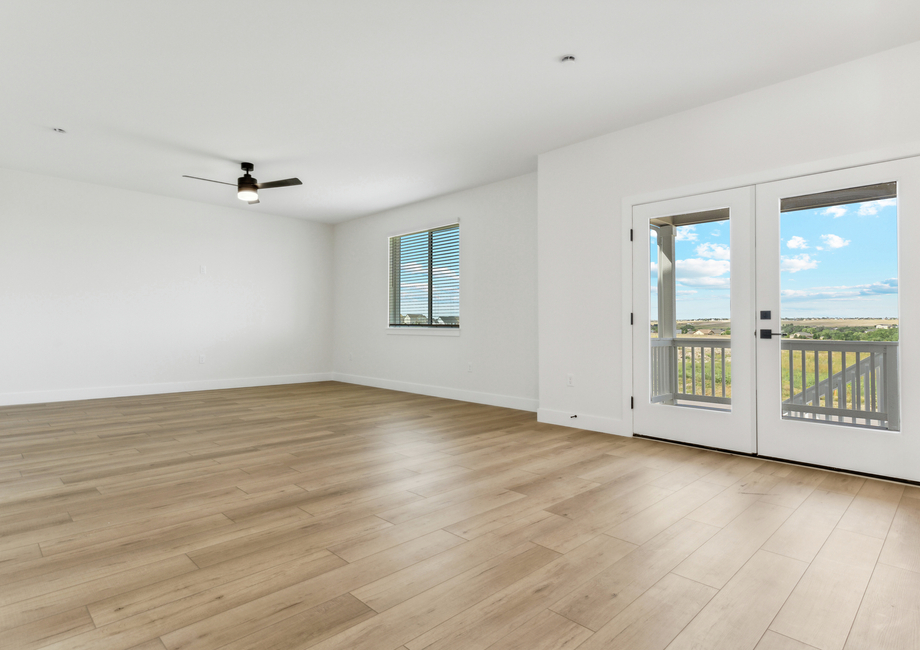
{"left": 389, "top": 224, "right": 460, "bottom": 327}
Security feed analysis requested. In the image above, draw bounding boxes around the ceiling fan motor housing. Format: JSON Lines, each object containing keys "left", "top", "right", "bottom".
{"left": 238, "top": 162, "right": 257, "bottom": 192}
{"left": 238, "top": 175, "right": 258, "bottom": 191}
{"left": 237, "top": 163, "right": 259, "bottom": 201}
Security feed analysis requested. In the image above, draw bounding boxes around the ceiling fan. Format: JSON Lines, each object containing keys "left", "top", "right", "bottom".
{"left": 183, "top": 162, "right": 302, "bottom": 205}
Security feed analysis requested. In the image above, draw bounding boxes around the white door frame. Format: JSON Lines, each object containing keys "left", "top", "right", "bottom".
{"left": 623, "top": 144, "right": 920, "bottom": 444}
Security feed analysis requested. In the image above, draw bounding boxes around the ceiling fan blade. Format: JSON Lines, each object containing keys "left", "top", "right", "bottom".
{"left": 257, "top": 178, "right": 302, "bottom": 190}
{"left": 182, "top": 175, "right": 236, "bottom": 186}
{"left": 248, "top": 198, "right": 260, "bottom": 205}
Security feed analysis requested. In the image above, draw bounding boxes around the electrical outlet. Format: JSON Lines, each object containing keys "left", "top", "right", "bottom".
{"left": 199, "top": 354, "right": 206, "bottom": 364}
{"left": 200, "top": 265, "right": 207, "bottom": 274}
{"left": 567, "top": 373, "right": 574, "bottom": 387}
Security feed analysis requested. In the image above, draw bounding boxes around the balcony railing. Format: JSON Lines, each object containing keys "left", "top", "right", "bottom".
{"left": 782, "top": 339, "right": 899, "bottom": 430}
{"left": 650, "top": 337, "right": 899, "bottom": 430}
{"left": 651, "top": 338, "right": 731, "bottom": 406}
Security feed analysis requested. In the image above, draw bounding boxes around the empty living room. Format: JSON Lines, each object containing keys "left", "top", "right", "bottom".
{"left": 3, "top": 2, "right": 920, "bottom": 649}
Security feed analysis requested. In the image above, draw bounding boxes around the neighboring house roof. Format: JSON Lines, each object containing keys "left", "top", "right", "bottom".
{"left": 402, "top": 314, "right": 429, "bottom": 324}
{"left": 694, "top": 329, "right": 714, "bottom": 335}
{"left": 401, "top": 314, "right": 458, "bottom": 325}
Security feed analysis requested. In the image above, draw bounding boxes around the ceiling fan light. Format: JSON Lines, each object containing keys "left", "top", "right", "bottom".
{"left": 238, "top": 187, "right": 258, "bottom": 201}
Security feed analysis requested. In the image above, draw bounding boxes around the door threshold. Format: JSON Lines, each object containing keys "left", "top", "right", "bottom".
{"left": 634, "top": 433, "right": 920, "bottom": 488}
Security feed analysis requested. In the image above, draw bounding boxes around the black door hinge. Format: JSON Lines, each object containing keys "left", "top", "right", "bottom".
{"left": 630, "top": 396, "right": 634, "bottom": 409}
{"left": 630, "top": 228, "right": 634, "bottom": 241}
{"left": 630, "top": 312, "right": 634, "bottom": 325}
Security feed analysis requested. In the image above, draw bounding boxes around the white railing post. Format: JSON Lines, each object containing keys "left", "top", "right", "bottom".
{"left": 668, "top": 342, "right": 678, "bottom": 403}
{"left": 885, "top": 343, "right": 900, "bottom": 431}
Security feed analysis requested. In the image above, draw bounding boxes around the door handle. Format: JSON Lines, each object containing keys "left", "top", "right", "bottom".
{"left": 759, "top": 329, "right": 781, "bottom": 339}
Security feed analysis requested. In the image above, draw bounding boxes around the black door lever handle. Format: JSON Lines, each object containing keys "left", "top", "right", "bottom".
{"left": 759, "top": 329, "right": 781, "bottom": 339}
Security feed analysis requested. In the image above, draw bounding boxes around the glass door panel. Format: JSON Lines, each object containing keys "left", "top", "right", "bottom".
{"left": 649, "top": 211, "right": 732, "bottom": 410}
{"left": 778, "top": 183, "right": 899, "bottom": 430}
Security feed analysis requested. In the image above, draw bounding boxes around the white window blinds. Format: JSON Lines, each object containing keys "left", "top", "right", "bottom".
{"left": 389, "top": 224, "right": 460, "bottom": 327}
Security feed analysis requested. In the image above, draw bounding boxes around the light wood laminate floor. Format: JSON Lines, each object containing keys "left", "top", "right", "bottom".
{"left": 1, "top": 382, "right": 918, "bottom": 650}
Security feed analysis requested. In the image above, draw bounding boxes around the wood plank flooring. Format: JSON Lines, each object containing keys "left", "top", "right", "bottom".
{"left": 0, "top": 381, "right": 917, "bottom": 650}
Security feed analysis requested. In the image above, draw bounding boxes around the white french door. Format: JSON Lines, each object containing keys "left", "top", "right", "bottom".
{"left": 633, "top": 157, "right": 920, "bottom": 482}
{"left": 756, "top": 157, "right": 920, "bottom": 481}
{"left": 632, "top": 187, "right": 756, "bottom": 453}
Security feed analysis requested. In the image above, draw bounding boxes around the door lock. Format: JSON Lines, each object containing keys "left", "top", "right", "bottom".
{"left": 759, "top": 329, "right": 781, "bottom": 339}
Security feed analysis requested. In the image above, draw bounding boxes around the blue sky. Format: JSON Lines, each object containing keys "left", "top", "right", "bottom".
{"left": 397, "top": 228, "right": 460, "bottom": 319}
{"left": 779, "top": 199, "right": 898, "bottom": 318}
{"left": 650, "top": 198, "right": 898, "bottom": 320}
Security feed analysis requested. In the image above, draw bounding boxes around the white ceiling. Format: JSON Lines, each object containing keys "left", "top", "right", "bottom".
{"left": 3, "top": 1, "right": 920, "bottom": 223}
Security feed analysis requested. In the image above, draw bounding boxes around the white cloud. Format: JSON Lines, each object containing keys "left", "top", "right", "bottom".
{"left": 710, "top": 229, "right": 721, "bottom": 237}
{"left": 675, "top": 225, "right": 698, "bottom": 241}
{"left": 786, "top": 236, "right": 808, "bottom": 249}
{"left": 867, "top": 278, "right": 898, "bottom": 293}
{"left": 674, "top": 257, "right": 731, "bottom": 288}
{"left": 403, "top": 262, "right": 458, "bottom": 279}
{"left": 822, "top": 206, "right": 848, "bottom": 218}
{"left": 402, "top": 262, "right": 427, "bottom": 274}
{"left": 695, "top": 242, "right": 731, "bottom": 260}
{"left": 816, "top": 246, "right": 824, "bottom": 251}
{"left": 780, "top": 254, "right": 818, "bottom": 273}
{"left": 781, "top": 278, "right": 898, "bottom": 301}
{"left": 820, "top": 233, "right": 850, "bottom": 249}
{"left": 679, "top": 277, "right": 731, "bottom": 288}
{"left": 677, "top": 290, "right": 698, "bottom": 296}
{"left": 676, "top": 258, "right": 730, "bottom": 278}
{"left": 858, "top": 198, "right": 896, "bottom": 216}
{"left": 650, "top": 262, "right": 658, "bottom": 273}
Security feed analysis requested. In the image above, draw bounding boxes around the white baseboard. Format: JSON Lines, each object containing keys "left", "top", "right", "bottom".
{"left": 0, "top": 373, "right": 334, "bottom": 406}
{"left": 332, "top": 373, "right": 539, "bottom": 412}
{"left": 537, "top": 408, "right": 633, "bottom": 437}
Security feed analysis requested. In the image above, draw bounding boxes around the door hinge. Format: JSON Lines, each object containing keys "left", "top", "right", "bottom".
{"left": 630, "top": 312, "right": 634, "bottom": 325}
{"left": 629, "top": 228, "right": 634, "bottom": 241}
{"left": 630, "top": 396, "right": 634, "bottom": 410}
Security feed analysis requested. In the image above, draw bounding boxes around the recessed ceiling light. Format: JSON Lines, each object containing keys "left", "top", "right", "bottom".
{"left": 560, "top": 55, "right": 576, "bottom": 64}
{"left": 52, "top": 127, "right": 66, "bottom": 133}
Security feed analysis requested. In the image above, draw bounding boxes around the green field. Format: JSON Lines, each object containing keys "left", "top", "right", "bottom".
{"left": 672, "top": 346, "right": 731, "bottom": 398}
{"left": 781, "top": 349, "right": 880, "bottom": 408}
{"left": 661, "top": 340, "right": 889, "bottom": 409}
{"left": 651, "top": 318, "right": 896, "bottom": 409}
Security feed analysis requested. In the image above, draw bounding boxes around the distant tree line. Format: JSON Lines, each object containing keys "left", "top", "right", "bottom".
{"left": 781, "top": 324, "right": 899, "bottom": 341}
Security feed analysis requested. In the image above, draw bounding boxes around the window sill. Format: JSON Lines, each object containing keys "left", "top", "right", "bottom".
{"left": 386, "top": 327, "right": 461, "bottom": 336}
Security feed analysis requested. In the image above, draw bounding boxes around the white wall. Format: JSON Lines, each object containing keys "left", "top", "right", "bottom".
{"left": 10, "top": 41, "right": 920, "bottom": 419}
{"left": 538, "top": 40, "right": 920, "bottom": 433}
{"left": 0, "top": 168, "right": 334, "bottom": 404}
{"left": 332, "top": 174, "right": 538, "bottom": 411}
